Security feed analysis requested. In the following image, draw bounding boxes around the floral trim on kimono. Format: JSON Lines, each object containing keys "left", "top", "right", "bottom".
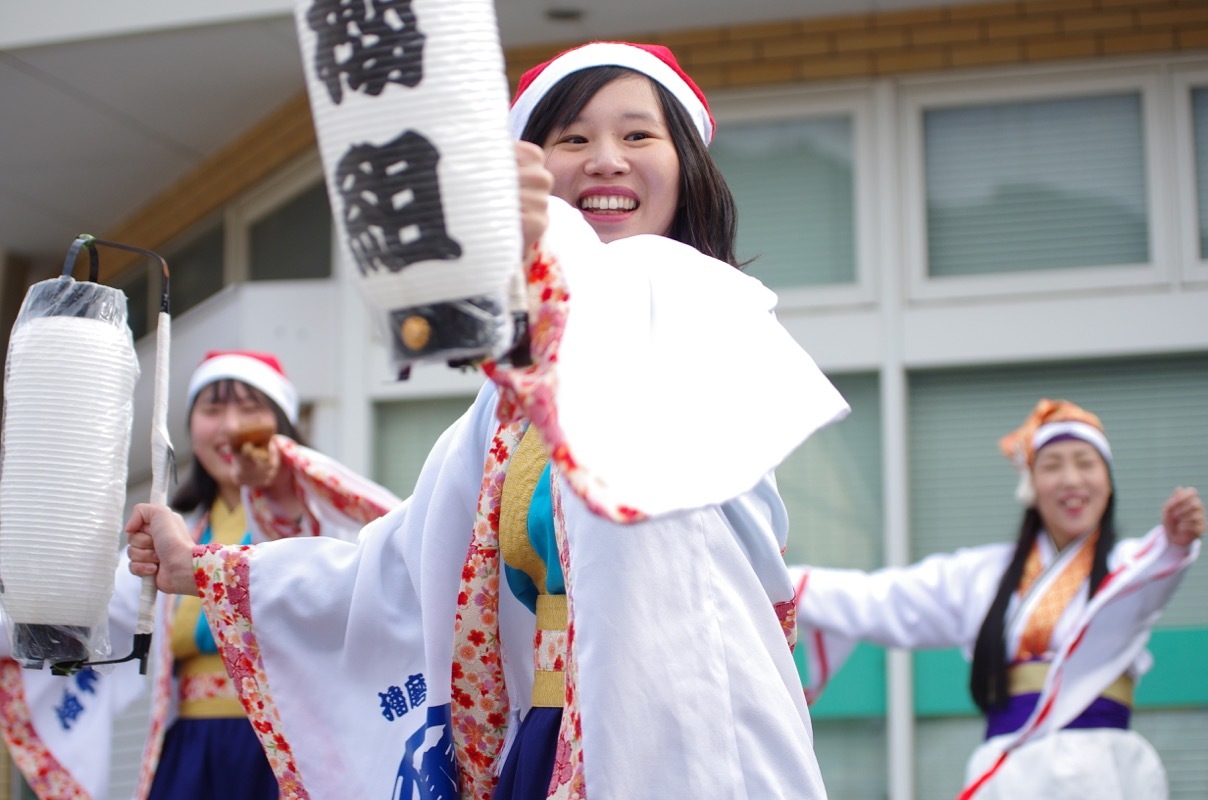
{"left": 484, "top": 244, "right": 646, "bottom": 526}
{"left": 0, "top": 659, "right": 90, "bottom": 800}
{"left": 774, "top": 599, "right": 798, "bottom": 653}
{"left": 274, "top": 437, "right": 397, "bottom": 527}
{"left": 193, "top": 542, "right": 310, "bottom": 800}
{"left": 546, "top": 466, "right": 585, "bottom": 799}
{"left": 247, "top": 481, "right": 316, "bottom": 542}
{"left": 451, "top": 419, "right": 524, "bottom": 800}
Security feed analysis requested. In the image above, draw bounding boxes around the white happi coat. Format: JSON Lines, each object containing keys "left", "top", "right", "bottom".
{"left": 190, "top": 200, "right": 848, "bottom": 799}
{"left": 0, "top": 441, "right": 400, "bottom": 800}
{"left": 0, "top": 564, "right": 145, "bottom": 800}
{"left": 793, "top": 527, "right": 1199, "bottom": 799}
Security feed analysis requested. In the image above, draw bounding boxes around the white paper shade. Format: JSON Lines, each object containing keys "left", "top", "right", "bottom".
{"left": 0, "top": 279, "right": 138, "bottom": 668}
{"left": 295, "top": 0, "right": 521, "bottom": 371}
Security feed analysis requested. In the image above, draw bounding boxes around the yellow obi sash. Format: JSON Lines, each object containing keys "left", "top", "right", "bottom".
{"left": 1008, "top": 662, "right": 1134, "bottom": 707}
{"left": 170, "top": 500, "right": 247, "bottom": 718}
{"left": 499, "top": 426, "right": 568, "bottom": 709}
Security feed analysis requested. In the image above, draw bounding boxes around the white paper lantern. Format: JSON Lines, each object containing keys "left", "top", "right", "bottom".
{"left": 0, "top": 278, "right": 139, "bottom": 668}
{"left": 294, "top": 0, "right": 522, "bottom": 372}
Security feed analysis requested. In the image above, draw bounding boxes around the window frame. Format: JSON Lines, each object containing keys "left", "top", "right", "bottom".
{"left": 709, "top": 82, "right": 879, "bottom": 310}
{"left": 1173, "top": 65, "right": 1208, "bottom": 284}
{"left": 225, "top": 153, "right": 329, "bottom": 282}
{"left": 899, "top": 64, "right": 1174, "bottom": 303}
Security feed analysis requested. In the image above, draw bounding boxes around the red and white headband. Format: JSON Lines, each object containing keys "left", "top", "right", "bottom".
{"left": 186, "top": 350, "right": 299, "bottom": 424}
{"left": 509, "top": 41, "right": 715, "bottom": 145}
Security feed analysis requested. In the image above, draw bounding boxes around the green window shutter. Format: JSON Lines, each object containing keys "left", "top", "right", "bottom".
{"left": 373, "top": 395, "right": 473, "bottom": 499}
{"left": 780, "top": 372, "right": 883, "bottom": 569}
{"left": 711, "top": 115, "right": 856, "bottom": 288}
{"left": 924, "top": 92, "right": 1149, "bottom": 277}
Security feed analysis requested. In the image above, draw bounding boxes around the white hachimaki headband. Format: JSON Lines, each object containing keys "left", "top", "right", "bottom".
{"left": 185, "top": 350, "right": 299, "bottom": 425}
{"left": 509, "top": 41, "right": 715, "bottom": 145}
{"left": 1032, "top": 421, "right": 1113, "bottom": 467}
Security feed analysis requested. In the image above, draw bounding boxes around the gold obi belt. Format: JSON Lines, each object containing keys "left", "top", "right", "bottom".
{"left": 1008, "top": 662, "right": 1134, "bottom": 707}
{"left": 176, "top": 653, "right": 244, "bottom": 718}
{"left": 532, "top": 594, "right": 568, "bottom": 708}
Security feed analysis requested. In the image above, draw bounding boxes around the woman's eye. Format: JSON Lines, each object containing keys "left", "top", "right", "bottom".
{"left": 626, "top": 131, "right": 650, "bottom": 141}
{"left": 558, "top": 134, "right": 587, "bottom": 145}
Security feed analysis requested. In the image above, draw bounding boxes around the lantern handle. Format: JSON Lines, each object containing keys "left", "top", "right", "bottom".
{"left": 61, "top": 235, "right": 171, "bottom": 309}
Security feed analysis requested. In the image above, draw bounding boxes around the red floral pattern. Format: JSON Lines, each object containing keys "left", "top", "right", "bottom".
{"left": 194, "top": 542, "right": 310, "bottom": 800}
{"left": 451, "top": 419, "right": 526, "bottom": 800}
{"left": 546, "top": 466, "right": 586, "bottom": 799}
{"left": 178, "top": 671, "right": 237, "bottom": 704}
{"left": 273, "top": 437, "right": 396, "bottom": 527}
{"left": 0, "top": 659, "right": 90, "bottom": 799}
{"left": 534, "top": 628, "right": 568, "bottom": 673}
{"left": 774, "top": 600, "right": 798, "bottom": 653}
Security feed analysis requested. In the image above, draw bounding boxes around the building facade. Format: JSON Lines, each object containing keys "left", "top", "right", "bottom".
{"left": 2, "top": 1, "right": 1206, "bottom": 798}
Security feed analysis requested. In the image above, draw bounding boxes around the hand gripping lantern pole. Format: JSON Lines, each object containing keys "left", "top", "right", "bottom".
{"left": 295, "top": 0, "right": 528, "bottom": 377}
{"left": 0, "top": 236, "right": 172, "bottom": 676}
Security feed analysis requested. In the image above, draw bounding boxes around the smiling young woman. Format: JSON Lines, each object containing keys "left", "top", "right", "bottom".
{"left": 791, "top": 398, "right": 1204, "bottom": 799}
{"left": 124, "top": 41, "right": 847, "bottom": 800}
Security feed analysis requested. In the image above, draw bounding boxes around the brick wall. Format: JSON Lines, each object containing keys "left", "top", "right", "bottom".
{"left": 507, "top": 0, "right": 1208, "bottom": 90}
{"left": 99, "top": 0, "right": 1208, "bottom": 280}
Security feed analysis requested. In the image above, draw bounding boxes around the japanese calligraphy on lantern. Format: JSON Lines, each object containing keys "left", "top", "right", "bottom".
{"left": 295, "top": 0, "right": 520, "bottom": 369}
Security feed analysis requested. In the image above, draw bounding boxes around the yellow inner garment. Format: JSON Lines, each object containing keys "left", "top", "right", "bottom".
{"left": 170, "top": 499, "right": 247, "bottom": 718}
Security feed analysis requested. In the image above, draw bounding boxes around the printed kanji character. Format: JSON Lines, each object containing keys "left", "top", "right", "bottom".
{"left": 55, "top": 691, "right": 85, "bottom": 731}
{"left": 379, "top": 684, "right": 409, "bottom": 722}
{"left": 336, "top": 131, "right": 462, "bottom": 275}
{"left": 75, "top": 667, "right": 99, "bottom": 695}
{"left": 307, "top": 0, "right": 425, "bottom": 104}
{"left": 405, "top": 673, "right": 427, "bottom": 710}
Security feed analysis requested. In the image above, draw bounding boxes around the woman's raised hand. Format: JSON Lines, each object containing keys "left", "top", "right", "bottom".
{"left": 125, "top": 504, "right": 201, "bottom": 596}
{"left": 230, "top": 434, "right": 283, "bottom": 490}
{"left": 516, "top": 140, "right": 553, "bottom": 256}
{"left": 1162, "top": 486, "right": 1206, "bottom": 547}
{"left": 231, "top": 436, "right": 306, "bottom": 522}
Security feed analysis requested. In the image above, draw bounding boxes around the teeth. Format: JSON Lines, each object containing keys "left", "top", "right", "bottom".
{"left": 580, "top": 195, "right": 636, "bottom": 211}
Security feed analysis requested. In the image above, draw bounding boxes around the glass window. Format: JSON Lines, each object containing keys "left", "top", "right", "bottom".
{"left": 1193, "top": 87, "right": 1208, "bottom": 260}
{"left": 711, "top": 116, "right": 856, "bottom": 288}
{"left": 167, "top": 224, "right": 225, "bottom": 316}
{"left": 780, "top": 372, "right": 882, "bottom": 569}
{"left": 249, "top": 182, "right": 333, "bottom": 280}
{"left": 373, "top": 396, "right": 472, "bottom": 498}
{"left": 924, "top": 92, "right": 1149, "bottom": 277}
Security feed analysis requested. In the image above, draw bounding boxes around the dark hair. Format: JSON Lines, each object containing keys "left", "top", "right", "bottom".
{"left": 519, "top": 65, "right": 743, "bottom": 268}
{"left": 170, "top": 379, "right": 305, "bottom": 514}
{"left": 969, "top": 492, "right": 1117, "bottom": 713}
